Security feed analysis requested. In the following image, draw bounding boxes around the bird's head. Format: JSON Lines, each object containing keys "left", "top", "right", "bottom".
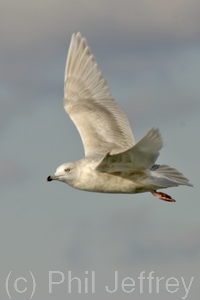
{"left": 47, "top": 162, "right": 79, "bottom": 185}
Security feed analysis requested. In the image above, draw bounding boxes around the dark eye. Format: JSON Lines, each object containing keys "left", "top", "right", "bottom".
{"left": 64, "top": 168, "right": 71, "bottom": 172}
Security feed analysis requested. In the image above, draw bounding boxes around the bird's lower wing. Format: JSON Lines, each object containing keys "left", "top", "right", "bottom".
{"left": 96, "top": 128, "right": 163, "bottom": 173}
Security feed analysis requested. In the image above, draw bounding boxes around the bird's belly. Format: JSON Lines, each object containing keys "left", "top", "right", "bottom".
{"left": 74, "top": 170, "right": 148, "bottom": 194}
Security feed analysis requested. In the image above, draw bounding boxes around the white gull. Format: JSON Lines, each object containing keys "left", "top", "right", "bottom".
{"left": 47, "top": 33, "right": 193, "bottom": 202}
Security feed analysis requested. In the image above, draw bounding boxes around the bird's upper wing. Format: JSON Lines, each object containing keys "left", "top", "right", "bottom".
{"left": 96, "top": 128, "right": 163, "bottom": 172}
{"left": 63, "top": 32, "right": 135, "bottom": 157}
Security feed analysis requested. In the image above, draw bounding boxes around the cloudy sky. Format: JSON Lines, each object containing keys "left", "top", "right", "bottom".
{"left": 1, "top": 0, "right": 200, "bottom": 299}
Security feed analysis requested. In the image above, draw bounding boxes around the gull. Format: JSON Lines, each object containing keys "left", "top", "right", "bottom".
{"left": 47, "top": 32, "right": 193, "bottom": 202}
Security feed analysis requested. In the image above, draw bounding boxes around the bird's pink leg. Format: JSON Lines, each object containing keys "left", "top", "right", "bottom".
{"left": 150, "top": 190, "right": 176, "bottom": 202}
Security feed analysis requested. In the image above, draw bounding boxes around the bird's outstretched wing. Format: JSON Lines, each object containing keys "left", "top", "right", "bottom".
{"left": 96, "top": 128, "right": 163, "bottom": 173}
{"left": 63, "top": 32, "right": 135, "bottom": 157}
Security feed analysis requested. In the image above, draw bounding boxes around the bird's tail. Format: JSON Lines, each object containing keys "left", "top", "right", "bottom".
{"left": 149, "top": 164, "right": 193, "bottom": 188}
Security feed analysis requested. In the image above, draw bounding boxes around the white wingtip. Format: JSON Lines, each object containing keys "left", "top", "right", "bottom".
{"left": 64, "top": 32, "right": 112, "bottom": 101}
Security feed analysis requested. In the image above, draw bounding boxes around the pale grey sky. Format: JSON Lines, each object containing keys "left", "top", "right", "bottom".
{"left": 0, "top": 0, "right": 200, "bottom": 299}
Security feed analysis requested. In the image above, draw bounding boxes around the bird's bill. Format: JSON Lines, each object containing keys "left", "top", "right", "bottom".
{"left": 47, "top": 174, "right": 58, "bottom": 181}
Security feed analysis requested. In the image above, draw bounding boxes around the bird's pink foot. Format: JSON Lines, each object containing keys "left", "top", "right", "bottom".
{"left": 150, "top": 190, "right": 176, "bottom": 202}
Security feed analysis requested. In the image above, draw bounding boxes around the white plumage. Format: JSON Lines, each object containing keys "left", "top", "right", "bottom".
{"left": 47, "top": 33, "right": 193, "bottom": 202}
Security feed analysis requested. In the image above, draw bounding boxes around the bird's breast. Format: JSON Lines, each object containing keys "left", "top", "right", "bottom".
{"left": 73, "top": 168, "right": 147, "bottom": 194}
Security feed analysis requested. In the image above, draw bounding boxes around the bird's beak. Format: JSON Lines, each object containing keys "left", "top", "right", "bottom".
{"left": 47, "top": 174, "right": 58, "bottom": 182}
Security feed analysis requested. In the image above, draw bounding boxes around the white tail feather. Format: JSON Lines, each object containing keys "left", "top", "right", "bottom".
{"left": 150, "top": 164, "right": 193, "bottom": 188}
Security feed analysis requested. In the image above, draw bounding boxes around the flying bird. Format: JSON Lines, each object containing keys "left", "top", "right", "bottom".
{"left": 47, "top": 33, "right": 193, "bottom": 202}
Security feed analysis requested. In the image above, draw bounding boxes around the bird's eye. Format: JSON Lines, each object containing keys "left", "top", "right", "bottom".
{"left": 64, "top": 168, "right": 71, "bottom": 172}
